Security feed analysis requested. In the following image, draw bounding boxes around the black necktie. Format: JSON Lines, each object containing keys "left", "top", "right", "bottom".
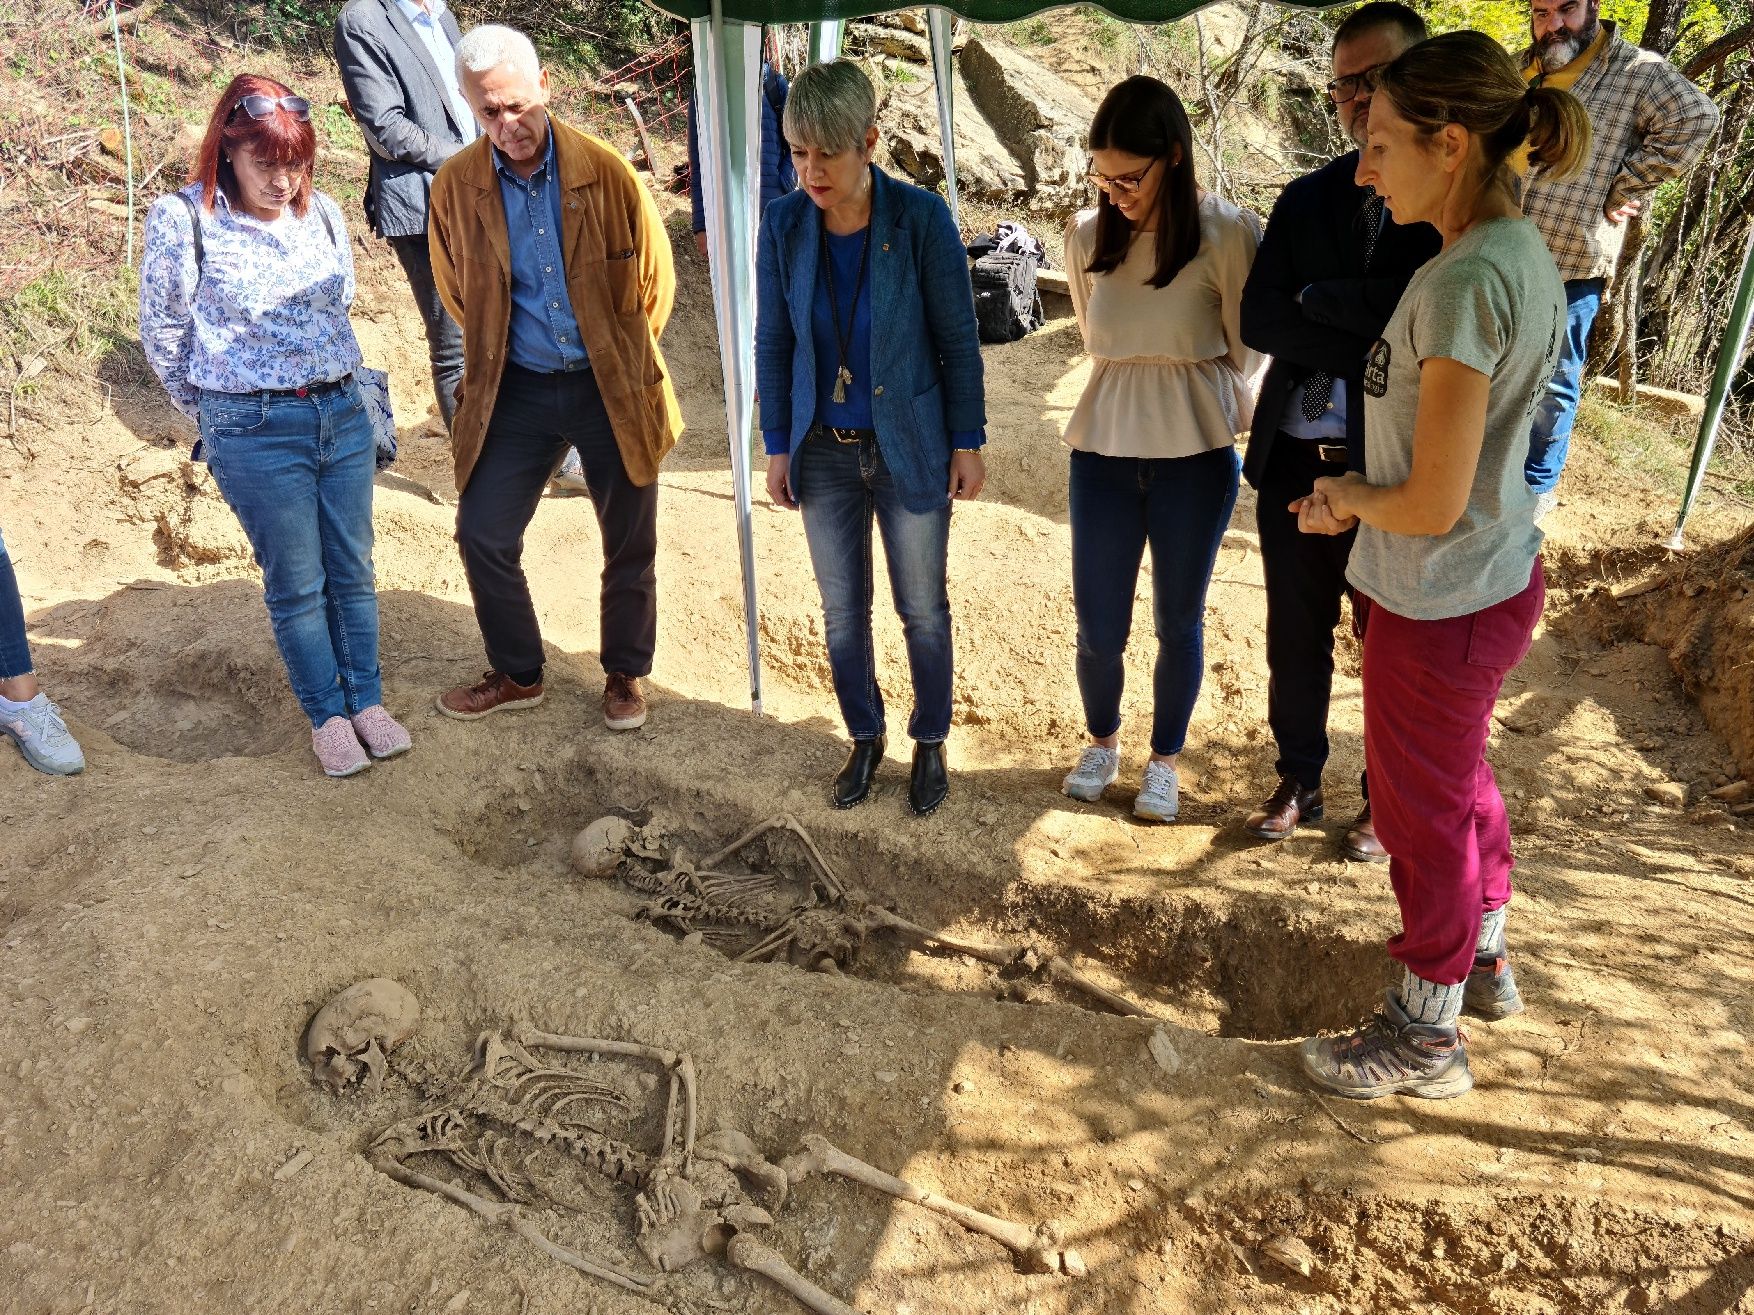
{"left": 1301, "top": 190, "right": 1386, "bottom": 423}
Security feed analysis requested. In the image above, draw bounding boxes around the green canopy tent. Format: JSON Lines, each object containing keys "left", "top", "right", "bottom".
{"left": 657, "top": 0, "right": 1750, "bottom": 711}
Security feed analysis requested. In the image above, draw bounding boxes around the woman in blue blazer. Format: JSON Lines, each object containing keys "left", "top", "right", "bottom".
{"left": 755, "top": 59, "right": 987, "bottom": 817}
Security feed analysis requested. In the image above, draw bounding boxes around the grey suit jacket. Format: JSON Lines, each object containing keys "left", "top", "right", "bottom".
{"left": 333, "top": 0, "right": 470, "bottom": 239}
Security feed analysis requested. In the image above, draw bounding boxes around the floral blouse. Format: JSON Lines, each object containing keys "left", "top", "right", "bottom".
{"left": 138, "top": 184, "right": 364, "bottom": 418}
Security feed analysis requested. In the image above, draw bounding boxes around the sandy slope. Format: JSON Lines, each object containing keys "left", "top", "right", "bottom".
{"left": 1, "top": 199, "right": 1752, "bottom": 1315}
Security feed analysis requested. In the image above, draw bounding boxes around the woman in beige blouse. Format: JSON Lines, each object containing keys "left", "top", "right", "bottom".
{"left": 1058, "top": 76, "right": 1261, "bottom": 822}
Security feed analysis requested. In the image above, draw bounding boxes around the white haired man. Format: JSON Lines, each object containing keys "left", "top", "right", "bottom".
{"left": 1519, "top": 0, "right": 1718, "bottom": 518}
{"left": 428, "top": 25, "right": 682, "bottom": 731}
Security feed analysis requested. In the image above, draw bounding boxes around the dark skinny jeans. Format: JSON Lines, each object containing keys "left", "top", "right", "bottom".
{"left": 1068, "top": 444, "right": 1239, "bottom": 758}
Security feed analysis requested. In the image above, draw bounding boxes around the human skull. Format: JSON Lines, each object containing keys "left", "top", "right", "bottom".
{"left": 571, "top": 816, "right": 639, "bottom": 877}
{"left": 305, "top": 978, "right": 420, "bottom": 1093}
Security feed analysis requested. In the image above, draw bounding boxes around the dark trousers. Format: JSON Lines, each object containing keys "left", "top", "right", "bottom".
{"left": 0, "top": 539, "right": 31, "bottom": 680}
{"left": 387, "top": 234, "right": 464, "bottom": 431}
{"left": 1068, "top": 444, "right": 1239, "bottom": 758}
{"left": 1256, "top": 432, "right": 1362, "bottom": 794}
{"left": 1361, "top": 559, "right": 1544, "bottom": 984}
{"left": 455, "top": 364, "right": 657, "bottom": 681}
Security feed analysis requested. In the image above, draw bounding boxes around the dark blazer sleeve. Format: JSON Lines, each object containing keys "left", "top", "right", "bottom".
{"left": 333, "top": 5, "right": 457, "bottom": 174}
{"left": 1240, "top": 179, "right": 1378, "bottom": 377}
{"left": 754, "top": 204, "right": 794, "bottom": 439}
{"left": 916, "top": 196, "right": 985, "bottom": 432}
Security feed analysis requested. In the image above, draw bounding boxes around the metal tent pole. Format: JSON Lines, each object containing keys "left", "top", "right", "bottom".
{"left": 927, "top": 7, "right": 960, "bottom": 227}
{"left": 1670, "top": 223, "right": 1754, "bottom": 550}
{"left": 692, "top": 9, "right": 767, "bottom": 713}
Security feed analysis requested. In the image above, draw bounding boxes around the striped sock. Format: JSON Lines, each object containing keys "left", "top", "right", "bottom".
{"left": 1477, "top": 906, "right": 1507, "bottom": 957}
{"left": 1398, "top": 968, "right": 1464, "bottom": 1027}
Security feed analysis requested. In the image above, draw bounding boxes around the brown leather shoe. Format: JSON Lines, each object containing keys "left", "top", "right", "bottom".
{"left": 1342, "top": 803, "right": 1389, "bottom": 863}
{"left": 603, "top": 672, "right": 647, "bottom": 731}
{"left": 1244, "top": 775, "right": 1324, "bottom": 840}
{"left": 435, "top": 670, "right": 545, "bottom": 721}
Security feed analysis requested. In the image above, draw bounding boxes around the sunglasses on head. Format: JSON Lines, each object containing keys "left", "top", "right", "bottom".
{"left": 230, "top": 94, "right": 311, "bottom": 122}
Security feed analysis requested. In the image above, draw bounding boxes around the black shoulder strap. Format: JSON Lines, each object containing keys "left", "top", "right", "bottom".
{"left": 176, "top": 190, "right": 204, "bottom": 276}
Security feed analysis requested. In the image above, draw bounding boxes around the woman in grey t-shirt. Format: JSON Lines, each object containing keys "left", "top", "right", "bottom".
{"left": 1290, "top": 32, "right": 1588, "bottom": 1100}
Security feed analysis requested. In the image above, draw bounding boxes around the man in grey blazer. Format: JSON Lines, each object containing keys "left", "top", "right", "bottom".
{"left": 333, "top": 0, "right": 475, "bottom": 432}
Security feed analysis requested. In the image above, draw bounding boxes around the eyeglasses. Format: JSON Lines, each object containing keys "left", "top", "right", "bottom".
{"left": 230, "top": 94, "right": 311, "bottom": 122}
{"left": 1326, "top": 66, "right": 1384, "bottom": 105}
{"left": 1085, "top": 158, "right": 1160, "bottom": 195}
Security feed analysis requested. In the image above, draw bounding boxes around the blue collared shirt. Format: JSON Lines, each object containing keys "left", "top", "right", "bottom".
{"left": 1279, "top": 376, "right": 1350, "bottom": 440}
{"left": 494, "top": 126, "right": 589, "bottom": 373}
{"left": 392, "top": 0, "right": 475, "bottom": 142}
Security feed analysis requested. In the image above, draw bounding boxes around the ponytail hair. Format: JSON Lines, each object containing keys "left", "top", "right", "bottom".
{"left": 1374, "top": 31, "right": 1591, "bottom": 187}
{"left": 1524, "top": 83, "right": 1590, "bottom": 179}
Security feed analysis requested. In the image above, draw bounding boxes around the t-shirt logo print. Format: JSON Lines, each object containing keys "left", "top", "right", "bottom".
{"left": 1363, "top": 338, "right": 1391, "bottom": 398}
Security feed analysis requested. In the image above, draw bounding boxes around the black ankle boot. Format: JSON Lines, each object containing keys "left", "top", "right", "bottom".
{"left": 833, "top": 736, "right": 885, "bottom": 809}
{"left": 908, "top": 741, "right": 948, "bottom": 816}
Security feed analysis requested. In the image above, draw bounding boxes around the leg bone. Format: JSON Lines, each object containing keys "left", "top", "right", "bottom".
{"left": 725, "top": 1235, "right": 865, "bottom": 1315}
{"left": 781, "top": 1134, "right": 1074, "bottom": 1276}
{"left": 368, "top": 1145, "right": 654, "bottom": 1293}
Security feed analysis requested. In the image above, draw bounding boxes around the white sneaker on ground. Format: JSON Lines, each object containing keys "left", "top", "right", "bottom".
{"left": 350, "top": 704, "right": 412, "bottom": 759}
{"left": 1532, "top": 489, "right": 1559, "bottom": 525}
{"left": 1061, "top": 745, "right": 1120, "bottom": 801}
{"left": 1133, "top": 760, "right": 1180, "bottom": 822}
{"left": 0, "top": 692, "right": 85, "bottom": 775}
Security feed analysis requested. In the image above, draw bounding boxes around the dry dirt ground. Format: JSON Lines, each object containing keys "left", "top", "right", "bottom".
{"left": 3, "top": 189, "right": 1754, "bottom": 1315}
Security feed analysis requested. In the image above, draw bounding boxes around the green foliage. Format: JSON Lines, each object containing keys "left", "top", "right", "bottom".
{"left": 1006, "top": 17, "right": 1057, "bottom": 45}
{"left": 3, "top": 269, "right": 138, "bottom": 365}
{"left": 1412, "top": 0, "right": 1651, "bottom": 48}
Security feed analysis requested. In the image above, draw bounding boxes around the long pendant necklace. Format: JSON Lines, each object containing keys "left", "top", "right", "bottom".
{"left": 821, "top": 221, "right": 872, "bottom": 405}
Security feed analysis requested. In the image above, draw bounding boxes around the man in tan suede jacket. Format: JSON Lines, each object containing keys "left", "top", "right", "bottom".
{"left": 429, "top": 23, "right": 681, "bottom": 732}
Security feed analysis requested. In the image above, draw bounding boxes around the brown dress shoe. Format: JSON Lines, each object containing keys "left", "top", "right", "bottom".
{"left": 603, "top": 672, "right": 647, "bottom": 731}
{"left": 1244, "top": 775, "right": 1324, "bottom": 840}
{"left": 436, "top": 670, "right": 545, "bottom": 721}
{"left": 1342, "top": 803, "right": 1389, "bottom": 863}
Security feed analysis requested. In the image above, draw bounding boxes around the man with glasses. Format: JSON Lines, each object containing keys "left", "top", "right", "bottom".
{"left": 1238, "top": 2, "right": 1438, "bottom": 862}
{"left": 1518, "top": 0, "right": 1718, "bottom": 520}
{"left": 428, "top": 25, "right": 681, "bottom": 734}
{"left": 334, "top": 0, "right": 475, "bottom": 436}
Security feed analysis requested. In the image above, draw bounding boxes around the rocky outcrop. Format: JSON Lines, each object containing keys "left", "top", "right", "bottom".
{"left": 882, "top": 75, "right": 1027, "bottom": 201}
{"left": 957, "top": 36, "right": 1096, "bottom": 209}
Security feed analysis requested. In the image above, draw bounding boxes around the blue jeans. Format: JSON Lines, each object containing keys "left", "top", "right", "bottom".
{"left": 1525, "top": 278, "right": 1604, "bottom": 494}
{"left": 1069, "top": 444, "right": 1239, "bottom": 757}
{"left": 199, "top": 382, "right": 383, "bottom": 727}
{"left": 794, "top": 431, "right": 953, "bottom": 743}
{"left": 0, "top": 529, "right": 31, "bottom": 680}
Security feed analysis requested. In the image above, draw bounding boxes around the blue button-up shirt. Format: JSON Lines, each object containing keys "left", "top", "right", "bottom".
{"left": 493, "top": 125, "right": 589, "bottom": 374}
{"left": 392, "top": 0, "right": 475, "bottom": 143}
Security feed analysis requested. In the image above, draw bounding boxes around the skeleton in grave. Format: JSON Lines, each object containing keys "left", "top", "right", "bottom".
{"left": 305, "top": 983, "right": 1081, "bottom": 1315}
{"left": 577, "top": 812, "right": 1154, "bottom": 1017}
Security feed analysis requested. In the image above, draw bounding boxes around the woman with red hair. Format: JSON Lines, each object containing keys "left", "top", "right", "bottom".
{"left": 140, "top": 73, "right": 409, "bottom": 777}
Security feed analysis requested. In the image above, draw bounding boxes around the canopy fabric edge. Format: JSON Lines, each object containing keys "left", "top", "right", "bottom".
{"left": 645, "top": 0, "right": 1349, "bottom": 30}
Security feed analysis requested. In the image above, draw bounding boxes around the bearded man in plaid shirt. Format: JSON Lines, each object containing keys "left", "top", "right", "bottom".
{"left": 1519, "top": 0, "right": 1719, "bottom": 519}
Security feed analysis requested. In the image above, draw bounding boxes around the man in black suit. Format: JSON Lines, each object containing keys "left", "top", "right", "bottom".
{"left": 1239, "top": 1, "right": 1439, "bottom": 861}
{"left": 334, "top": 0, "right": 474, "bottom": 433}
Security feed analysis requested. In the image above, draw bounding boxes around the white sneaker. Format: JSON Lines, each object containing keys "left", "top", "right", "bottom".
{"left": 1532, "top": 489, "right": 1559, "bottom": 525}
{"left": 1061, "top": 745, "right": 1119, "bottom": 801}
{"left": 1133, "top": 760, "right": 1179, "bottom": 822}
{"left": 0, "top": 692, "right": 85, "bottom": 775}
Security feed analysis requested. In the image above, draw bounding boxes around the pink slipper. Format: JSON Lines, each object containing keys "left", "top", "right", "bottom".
{"left": 313, "top": 716, "right": 371, "bottom": 778}
{"left": 350, "top": 705, "right": 412, "bottom": 759}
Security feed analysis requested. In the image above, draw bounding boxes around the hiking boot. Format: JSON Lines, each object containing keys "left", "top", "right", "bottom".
{"left": 350, "top": 704, "right": 412, "bottom": 759}
{"left": 312, "top": 716, "right": 371, "bottom": 778}
{"left": 0, "top": 692, "right": 85, "bottom": 775}
{"left": 1301, "top": 989, "right": 1473, "bottom": 1100}
{"left": 1245, "top": 775, "right": 1323, "bottom": 840}
{"left": 603, "top": 673, "right": 647, "bottom": 731}
{"left": 1133, "top": 760, "right": 1180, "bottom": 823}
{"left": 1062, "top": 745, "right": 1120, "bottom": 802}
{"left": 437, "top": 670, "right": 545, "bottom": 721}
{"left": 1464, "top": 948, "right": 1525, "bottom": 1020}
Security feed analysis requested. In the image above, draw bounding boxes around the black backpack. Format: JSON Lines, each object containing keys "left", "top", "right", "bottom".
{"left": 970, "top": 249, "right": 1044, "bottom": 344}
